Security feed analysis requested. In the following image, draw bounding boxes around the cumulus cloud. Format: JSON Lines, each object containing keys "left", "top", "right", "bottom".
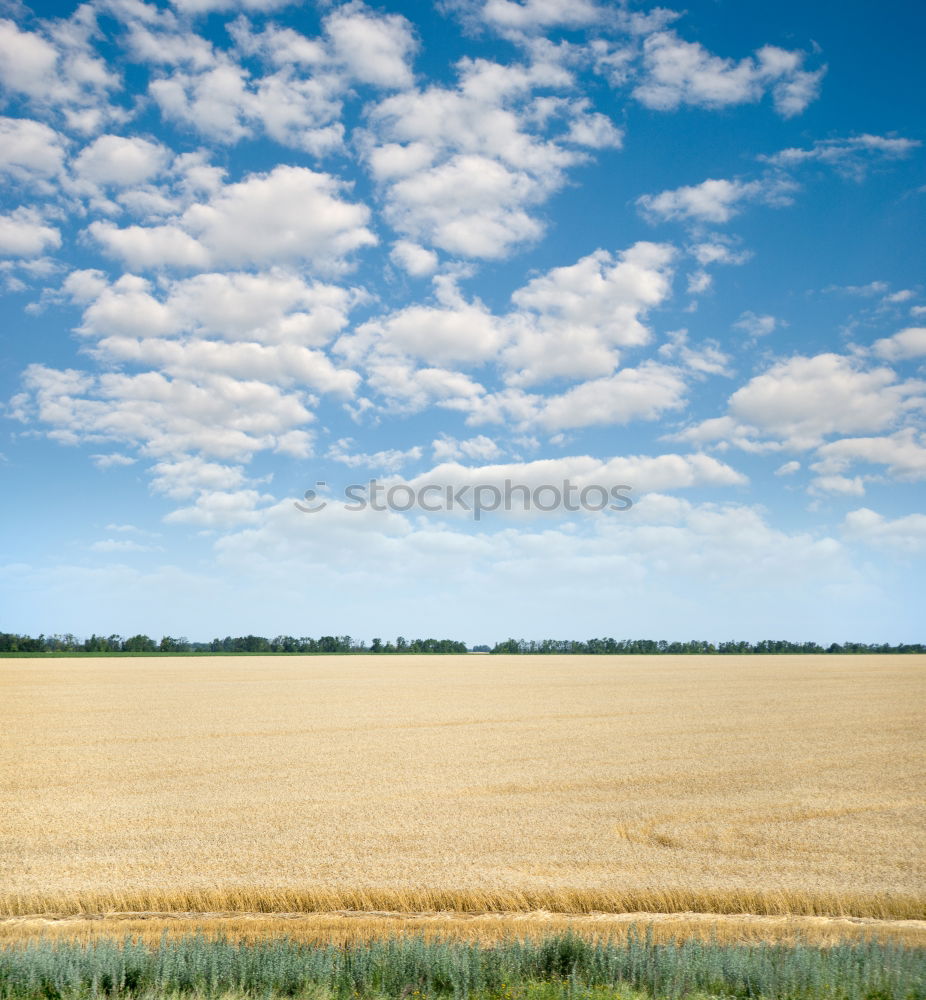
{"left": 170, "top": 0, "right": 295, "bottom": 15}
{"left": 432, "top": 434, "right": 502, "bottom": 462}
{"left": 90, "top": 452, "right": 137, "bottom": 468}
{"left": 324, "top": 4, "right": 417, "bottom": 90}
{"left": 677, "top": 354, "right": 926, "bottom": 452}
{"left": 390, "top": 240, "right": 438, "bottom": 276}
{"left": 632, "top": 32, "right": 824, "bottom": 117}
{"left": 0, "top": 14, "right": 122, "bottom": 131}
{"left": 726, "top": 355, "right": 925, "bottom": 448}
{"left": 872, "top": 327, "right": 926, "bottom": 361}
{"left": 476, "top": 0, "right": 604, "bottom": 33}
{"left": 145, "top": 4, "right": 416, "bottom": 152}
{"left": 0, "top": 208, "right": 61, "bottom": 257}
{"left": 812, "top": 429, "right": 926, "bottom": 482}
{"left": 0, "top": 117, "right": 66, "bottom": 182}
{"left": 340, "top": 242, "right": 676, "bottom": 392}
{"left": 13, "top": 364, "right": 316, "bottom": 460}
{"left": 842, "top": 507, "right": 926, "bottom": 552}
{"left": 362, "top": 53, "right": 618, "bottom": 258}
{"left": 88, "top": 165, "right": 376, "bottom": 273}
{"left": 536, "top": 362, "right": 687, "bottom": 430}
{"left": 71, "top": 270, "right": 358, "bottom": 346}
{"left": 164, "top": 488, "right": 273, "bottom": 527}
{"left": 55, "top": 269, "right": 363, "bottom": 401}
{"left": 657, "top": 329, "right": 732, "bottom": 377}
{"left": 73, "top": 134, "right": 170, "bottom": 186}
{"left": 638, "top": 176, "right": 795, "bottom": 225}
{"left": 503, "top": 243, "right": 675, "bottom": 384}
{"left": 150, "top": 59, "right": 344, "bottom": 154}
{"left": 390, "top": 452, "right": 747, "bottom": 519}
{"left": 327, "top": 438, "right": 423, "bottom": 472}
{"left": 734, "top": 311, "right": 778, "bottom": 343}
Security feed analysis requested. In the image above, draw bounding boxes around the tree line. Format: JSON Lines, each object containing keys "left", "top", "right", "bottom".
{"left": 0, "top": 633, "right": 468, "bottom": 654}
{"left": 1, "top": 632, "right": 922, "bottom": 655}
{"left": 489, "top": 638, "right": 926, "bottom": 654}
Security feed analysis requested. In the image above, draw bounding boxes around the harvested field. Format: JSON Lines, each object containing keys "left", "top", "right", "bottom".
{"left": 1, "top": 655, "right": 924, "bottom": 926}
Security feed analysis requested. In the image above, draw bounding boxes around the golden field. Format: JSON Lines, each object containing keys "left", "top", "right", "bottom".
{"left": 2, "top": 654, "right": 924, "bottom": 932}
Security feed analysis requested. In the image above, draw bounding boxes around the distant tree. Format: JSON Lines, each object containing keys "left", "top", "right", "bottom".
{"left": 124, "top": 634, "right": 156, "bottom": 652}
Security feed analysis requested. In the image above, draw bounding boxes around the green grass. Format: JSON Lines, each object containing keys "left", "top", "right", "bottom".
{"left": 1, "top": 932, "right": 923, "bottom": 1000}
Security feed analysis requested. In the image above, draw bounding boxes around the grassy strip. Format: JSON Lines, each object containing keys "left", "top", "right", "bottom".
{"left": 3, "top": 890, "right": 924, "bottom": 921}
{"left": 1, "top": 932, "right": 924, "bottom": 1000}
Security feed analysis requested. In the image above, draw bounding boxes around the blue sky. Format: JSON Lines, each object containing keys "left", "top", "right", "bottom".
{"left": 1, "top": 0, "right": 924, "bottom": 644}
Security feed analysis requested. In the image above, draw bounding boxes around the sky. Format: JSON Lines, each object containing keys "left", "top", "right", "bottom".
{"left": 1, "top": 0, "right": 924, "bottom": 645}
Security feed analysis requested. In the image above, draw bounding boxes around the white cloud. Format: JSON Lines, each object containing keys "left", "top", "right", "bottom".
{"left": 390, "top": 240, "right": 439, "bottom": 276}
{"left": 537, "top": 363, "right": 687, "bottom": 430}
{"left": 638, "top": 176, "right": 795, "bottom": 225}
{"left": 432, "top": 434, "right": 502, "bottom": 462}
{"left": 327, "top": 438, "right": 423, "bottom": 472}
{"left": 380, "top": 152, "right": 548, "bottom": 258}
{"left": 147, "top": 6, "right": 415, "bottom": 152}
{"left": 657, "top": 329, "right": 732, "bottom": 377}
{"left": 633, "top": 32, "right": 824, "bottom": 117}
{"left": 150, "top": 60, "right": 344, "bottom": 154}
{"left": 15, "top": 364, "right": 316, "bottom": 460}
{"left": 88, "top": 165, "right": 376, "bottom": 272}
{"left": 395, "top": 452, "right": 746, "bottom": 517}
{"left": 775, "top": 460, "right": 800, "bottom": 476}
{"left": 503, "top": 243, "right": 675, "bottom": 384}
{"left": 90, "top": 452, "right": 137, "bottom": 468}
{"left": 182, "top": 165, "right": 376, "bottom": 270}
{"left": 842, "top": 507, "right": 926, "bottom": 553}
{"left": 477, "top": 0, "right": 604, "bottom": 32}
{"left": 362, "top": 358, "right": 487, "bottom": 414}
{"left": 562, "top": 106, "right": 623, "bottom": 149}
{"left": 674, "top": 353, "right": 926, "bottom": 452}
{"left": 0, "top": 18, "right": 59, "bottom": 97}
{"left": 0, "top": 14, "right": 121, "bottom": 131}
{"left": 339, "top": 243, "right": 676, "bottom": 394}
{"left": 690, "top": 240, "right": 750, "bottom": 268}
{"left": 164, "top": 488, "right": 273, "bottom": 527}
{"left": 734, "top": 311, "right": 778, "bottom": 342}
{"left": 72, "top": 270, "right": 357, "bottom": 346}
{"left": 149, "top": 455, "right": 248, "bottom": 499}
{"left": 89, "top": 537, "right": 159, "bottom": 552}
{"left": 872, "top": 327, "right": 926, "bottom": 361}
{"left": 812, "top": 429, "right": 926, "bottom": 482}
{"left": 324, "top": 4, "right": 416, "bottom": 90}
{"left": 0, "top": 208, "right": 61, "bottom": 257}
{"left": 762, "top": 134, "right": 921, "bottom": 180}
{"left": 726, "top": 354, "right": 925, "bottom": 449}
{"left": 88, "top": 222, "right": 211, "bottom": 270}
{"left": 810, "top": 473, "right": 868, "bottom": 496}
{"left": 0, "top": 117, "right": 66, "bottom": 181}
{"left": 73, "top": 134, "right": 170, "bottom": 186}
{"left": 362, "top": 53, "right": 604, "bottom": 259}
{"left": 96, "top": 336, "right": 360, "bottom": 396}
{"left": 345, "top": 281, "right": 504, "bottom": 366}
{"left": 170, "top": 0, "right": 294, "bottom": 14}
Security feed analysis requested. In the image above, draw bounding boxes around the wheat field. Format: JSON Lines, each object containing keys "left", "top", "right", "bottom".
{"left": 2, "top": 654, "right": 924, "bottom": 929}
